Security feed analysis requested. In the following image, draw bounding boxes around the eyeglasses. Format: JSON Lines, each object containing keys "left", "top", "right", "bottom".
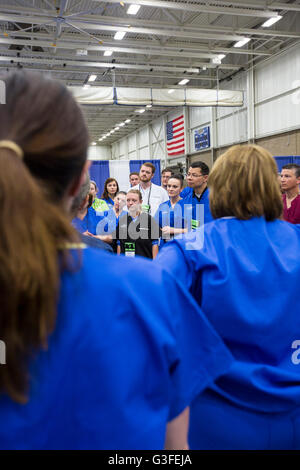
{"left": 187, "top": 172, "right": 204, "bottom": 178}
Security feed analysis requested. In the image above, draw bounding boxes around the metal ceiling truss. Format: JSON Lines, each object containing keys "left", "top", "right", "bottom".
{"left": 0, "top": 0, "right": 298, "bottom": 145}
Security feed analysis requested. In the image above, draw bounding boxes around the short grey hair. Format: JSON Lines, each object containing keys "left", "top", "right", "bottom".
{"left": 71, "top": 171, "right": 91, "bottom": 215}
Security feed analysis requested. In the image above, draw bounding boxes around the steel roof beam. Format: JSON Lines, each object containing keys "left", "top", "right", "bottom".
{"left": 95, "top": 0, "right": 280, "bottom": 18}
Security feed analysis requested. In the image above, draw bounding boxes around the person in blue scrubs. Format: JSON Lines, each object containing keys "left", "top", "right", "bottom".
{"left": 0, "top": 71, "right": 232, "bottom": 450}
{"left": 72, "top": 186, "right": 103, "bottom": 235}
{"left": 181, "top": 161, "right": 213, "bottom": 229}
{"left": 156, "top": 144, "right": 300, "bottom": 450}
{"left": 155, "top": 174, "right": 187, "bottom": 248}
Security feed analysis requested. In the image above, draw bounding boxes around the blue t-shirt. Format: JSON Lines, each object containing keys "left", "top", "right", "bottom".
{"left": 182, "top": 187, "right": 213, "bottom": 230}
{"left": 72, "top": 207, "right": 104, "bottom": 235}
{"left": 154, "top": 199, "right": 187, "bottom": 247}
{"left": 156, "top": 216, "right": 300, "bottom": 414}
{"left": 0, "top": 248, "right": 232, "bottom": 449}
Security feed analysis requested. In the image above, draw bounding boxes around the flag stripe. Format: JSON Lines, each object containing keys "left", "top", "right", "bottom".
{"left": 173, "top": 115, "right": 184, "bottom": 123}
{"left": 167, "top": 138, "right": 185, "bottom": 147}
{"left": 166, "top": 114, "right": 185, "bottom": 157}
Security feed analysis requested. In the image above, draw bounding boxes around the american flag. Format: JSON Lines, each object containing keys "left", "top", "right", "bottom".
{"left": 166, "top": 114, "right": 185, "bottom": 157}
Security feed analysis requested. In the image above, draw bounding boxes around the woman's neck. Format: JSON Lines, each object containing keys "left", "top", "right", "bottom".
{"left": 170, "top": 195, "right": 181, "bottom": 207}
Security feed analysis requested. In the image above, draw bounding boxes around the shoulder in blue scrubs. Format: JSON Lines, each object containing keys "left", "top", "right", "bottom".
{"left": 154, "top": 199, "right": 186, "bottom": 247}
{"left": 72, "top": 206, "right": 104, "bottom": 235}
{"left": 182, "top": 187, "right": 213, "bottom": 230}
{"left": 0, "top": 247, "right": 232, "bottom": 450}
{"left": 156, "top": 217, "right": 300, "bottom": 449}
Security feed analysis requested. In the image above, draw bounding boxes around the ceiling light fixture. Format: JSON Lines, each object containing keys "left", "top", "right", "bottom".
{"left": 262, "top": 16, "right": 282, "bottom": 28}
{"left": 114, "top": 31, "right": 126, "bottom": 40}
{"left": 88, "top": 74, "right": 97, "bottom": 82}
{"left": 178, "top": 79, "right": 190, "bottom": 85}
{"left": 104, "top": 50, "right": 113, "bottom": 56}
{"left": 168, "top": 89, "right": 175, "bottom": 94}
{"left": 234, "top": 38, "right": 251, "bottom": 48}
{"left": 127, "top": 4, "right": 141, "bottom": 15}
{"left": 125, "top": 119, "right": 131, "bottom": 123}
{"left": 146, "top": 104, "right": 152, "bottom": 108}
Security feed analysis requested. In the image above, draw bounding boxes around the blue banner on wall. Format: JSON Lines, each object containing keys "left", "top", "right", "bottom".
{"left": 194, "top": 126, "right": 210, "bottom": 151}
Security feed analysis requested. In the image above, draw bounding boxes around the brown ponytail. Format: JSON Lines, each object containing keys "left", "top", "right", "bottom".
{"left": 0, "top": 71, "right": 89, "bottom": 403}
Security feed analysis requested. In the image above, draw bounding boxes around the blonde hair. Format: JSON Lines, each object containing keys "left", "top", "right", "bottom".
{"left": 208, "top": 144, "right": 283, "bottom": 221}
{"left": 127, "top": 189, "right": 142, "bottom": 201}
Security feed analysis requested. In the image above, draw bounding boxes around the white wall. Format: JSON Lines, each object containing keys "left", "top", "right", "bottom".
{"left": 88, "top": 145, "right": 111, "bottom": 160}
{"left": 108, "top": 43, "right": 300, "bottom": 162}
{"left": 254, "top": 44, "right": 300, "bottom": 138}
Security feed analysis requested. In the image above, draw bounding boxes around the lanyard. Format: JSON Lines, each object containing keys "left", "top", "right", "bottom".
{"left": 139, "top": 183, "right": 152, "bottom": 206}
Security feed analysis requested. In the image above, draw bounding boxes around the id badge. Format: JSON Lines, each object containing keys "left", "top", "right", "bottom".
{"left": 125, "top": 242, "right": 135, "bottom": 257}
{"left": 191, "top": 219, "right": 200, "bottom": 230}
{"left": 141, "top": 204, "right": 151, "bottom": 213}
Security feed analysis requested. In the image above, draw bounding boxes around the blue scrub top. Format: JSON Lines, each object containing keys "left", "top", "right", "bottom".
{"left": 0, "top": 248, "right": 232, "bottom": 450}
{"left": 156, "top": 217, "right": 300, "bottom": 414}
{"left": 182, "top": 187, "right": 213, "bottom": 229}
{"left": 72, "top": 207, "right": 104, "bottom": 235}
{"left": 154, "top": 199, "right": 186, "bottom": 247}
{"left": 180, "top": 186, "right": 193, "bottom": 198}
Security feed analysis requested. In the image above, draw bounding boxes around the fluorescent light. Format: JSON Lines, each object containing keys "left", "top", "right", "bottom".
{"left": 114, "top": 31, "right": 126, "bottom": 40}
{"left": 91, "top": 142, "right": 96, "bottom": 145}
{"left": 218, "top": 54, "right": 226, "bottom": 60}
{"left": 125, "top": 119, "right": 131, "bottom": 123}
{"left": 104, "top": 50, "right": 113, "bottom": 56}
{"left": 115, "top": 126, "right": 120, "bottom": 130}
{"left": 262, "top": 16, "right": 282, "bottom": 28}
{"left": 88, "top": 74, "right": 97, "bottom": 82}
{"left": 168, "top": 89, "right": 175, "bottom": 94}
{"left": 83, "top": 84, "right": 90, "bottom": 89}
{"left": 178, "top": 79, "right": 190, "bottom": 85}
{"left": 202, "top": 66, "right": 207, "bottom": 71}
{"left": 146, "top": 104, "right": 152, "bottom": 108}
{"left": 234, "top": 38, "right": 251, "bottom": 48}
{"left": 138, "top": 109, "right": 145, "bottom": 113}
{"left": 127, "top": 4, "right": 141, "bottom": 15}
{"left": 119, "top": 122, "right": 125, "bottom": 126}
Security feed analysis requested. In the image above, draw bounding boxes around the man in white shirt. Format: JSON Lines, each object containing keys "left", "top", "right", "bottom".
{"left": 132, "top": 162, "right": 169, "bottom": 216}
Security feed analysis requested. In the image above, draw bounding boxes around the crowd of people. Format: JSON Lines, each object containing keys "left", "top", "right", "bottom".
{"left": 71, "top": 156, "right": 300, "bottom": 259}
{"left": 1, "top": 70, "right": 300, "bottom": 450}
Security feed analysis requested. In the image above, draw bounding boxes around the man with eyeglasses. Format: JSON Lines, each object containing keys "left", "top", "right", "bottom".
{"left": 182, "top": 161, "right": 213, "bottom": 229}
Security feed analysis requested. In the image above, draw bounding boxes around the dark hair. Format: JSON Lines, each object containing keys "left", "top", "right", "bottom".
{"left": 282, "top": 164, "right": 300, "bottom": 178}
{"left": 141, "top": 162, "right": 155, "bottom": 175}
{"left": 0, "top": 71, "right": 89, "bottom": 403}
{"left": 189, "top": 161, "right": 210, "bottom": 176}
{"left": 101, "top": 178, "right": 119, "bottom": 200}
{"left": 115, "top": 191, "right": 127, "bottom": 197}
{"left": 162, "top": 167, "right": 174, "bottom": 176}
{"left": 129, "top": 172, "right": 139, "bottom": 178}
{"left": 168, "top": 174, "right": 184, "bottom": 187}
